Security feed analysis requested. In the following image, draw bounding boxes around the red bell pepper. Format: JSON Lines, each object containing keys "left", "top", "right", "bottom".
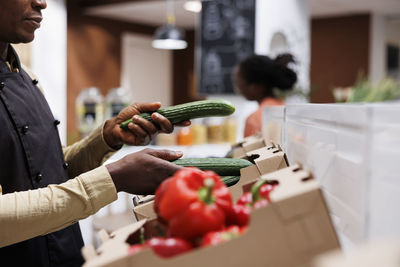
{"left": 256, "top": 182, "right": 276, "bottom": 202}
{"left": 128, "top": 237, "right": 193, "bottom": 258}
{"left": 237, "top": 192, "right": 252, "bottom": 206}
{"left": 251, "top": 180, "right": 277, "bottom": 207}
{"left": 168, "top": 198, "right": 227, "bottom": 240}
{"left": 147, "top": 237, "right": 193, "bottom": 258}
{"left": 153, "top": 177, "right": 173, "bottom": 224}
{"left": 226, "top": 204, "right": 251, "bottom": 227}
{"left": 155, "top": 167, "right": 233, "bottom": 240}
{"left": 236, "top": 179, "right": 277, "bottom": 209}
{"left": 252, "top": 198, "right": 269, "bottom": 209}
{"left": 201, "top": 225, "right": 247, "bottom": 247}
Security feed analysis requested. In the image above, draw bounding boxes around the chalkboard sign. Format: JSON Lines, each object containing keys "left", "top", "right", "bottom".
{"left": 198, "top": 0, "right": 255, "bottom": 94}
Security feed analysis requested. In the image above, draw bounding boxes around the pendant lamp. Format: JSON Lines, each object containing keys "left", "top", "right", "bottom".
{"left": 152, "top": 0, "right": 188, "bottom": 50}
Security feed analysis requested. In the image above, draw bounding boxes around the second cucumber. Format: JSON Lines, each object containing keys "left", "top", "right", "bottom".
{"left": 172, "top": 158, "right": 253, "bottom": 176}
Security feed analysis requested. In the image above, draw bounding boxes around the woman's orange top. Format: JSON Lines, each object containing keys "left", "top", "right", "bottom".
{"left": 244, "top": 97, "right": 284, "bottom": 137}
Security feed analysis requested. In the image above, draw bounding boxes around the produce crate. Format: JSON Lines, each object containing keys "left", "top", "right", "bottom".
{"left": 231, "top": 134, "right": 268, "bottom": 158}
{"left": 83, "top": 165, "right": 340, "bottom": 267}
{"left": 284, "top": 103, "right": 400, "bottom": 248}
{"left": 229, "top": 144, "right": 288, "bottom": 201}
{"left": 285, "top": 104, "right": 368, "bottom": 247}
{"left": 367, "top": 104, "right": 400, "bottom": 239}
{"left": 133, "top": 144, "right": 288, "bottom": 220}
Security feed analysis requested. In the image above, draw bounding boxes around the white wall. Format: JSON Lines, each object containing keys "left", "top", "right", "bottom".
{"left": 386, "top": 19, "right": 400, "bottom": 45}
{"left": 255, "top": 0, "right": 310, "bottom": 97}
{"left": 31, "top": 0, "right": 67, "bottom": 144}
{"left": 369, "top": 14, "right": 386, "bottom": 84}
{"left": 369, "top": 15, "right": 400, "bottom": 83}
{"left": 121, "top": 33, "right": 172, "bottom": 107}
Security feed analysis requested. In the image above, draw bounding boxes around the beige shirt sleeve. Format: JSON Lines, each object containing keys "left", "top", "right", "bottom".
{"left": 0, "top": 166, "right": 117, "bottom": 248}
{"left": 63, "top": 123, "right": 119, "bottom": 178}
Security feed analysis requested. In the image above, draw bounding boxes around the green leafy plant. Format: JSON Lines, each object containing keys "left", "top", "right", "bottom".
{"left": 346, "top": 77, "right": 400, "bottom": 103}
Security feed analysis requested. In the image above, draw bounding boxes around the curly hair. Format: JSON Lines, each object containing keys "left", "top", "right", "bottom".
{"left": 237, "top": 53, "right": 297, "bottom": 96}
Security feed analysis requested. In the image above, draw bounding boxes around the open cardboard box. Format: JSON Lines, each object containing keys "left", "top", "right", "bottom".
{"left": 231, "top": 134, "right": 269, "bottom": 159}
{"left": 230, "top": 143, "right": 289, "bottom": 201}
{"left": 84, "top": 165, "right": 340, "bottom": 267}
{"left": 133, "top": 144, "right": 289, "bottom": 221}
{"left": 133, "top": 196, "right": 156, "bottom": 221}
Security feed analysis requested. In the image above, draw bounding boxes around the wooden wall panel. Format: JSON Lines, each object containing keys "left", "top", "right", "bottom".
{"left": 172, "top": 30, "right": 198, "bottom": 105}
{"left": 310, "top": 14, "right": 371, "bottom": 103}
{"left": 67, "top": 6, "right": 155, "bottom": 143}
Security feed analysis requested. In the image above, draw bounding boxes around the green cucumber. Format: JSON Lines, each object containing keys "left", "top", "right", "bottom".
{"left": 172, "top": 158, "right": 252, "bottom": 176}
{"left": 221, "top": 176, "right": 241, "bottom": 187}
{"left": 120, "top": 99, "right": 235, "bottom": 130}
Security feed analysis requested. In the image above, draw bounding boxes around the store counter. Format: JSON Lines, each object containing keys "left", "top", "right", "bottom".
{"left": 104, "top": 143, "right": 233, "bottom": 165}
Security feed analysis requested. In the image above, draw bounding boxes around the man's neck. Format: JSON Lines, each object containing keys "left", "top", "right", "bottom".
{"left": 0, "top": 42, "right": 9, "bottom": 61}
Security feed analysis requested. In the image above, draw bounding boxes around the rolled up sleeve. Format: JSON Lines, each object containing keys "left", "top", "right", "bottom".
{"left": 63, "top": 123, "right": 119, "bottom": 179}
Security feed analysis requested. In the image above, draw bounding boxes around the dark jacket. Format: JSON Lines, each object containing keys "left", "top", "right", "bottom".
{"left": 0, "top": 46, "right": 84, "bottom": 267}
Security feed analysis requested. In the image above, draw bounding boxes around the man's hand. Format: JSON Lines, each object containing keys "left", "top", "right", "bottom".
{"left": 105, "top": 148, "right": 184, "bottom": 195}
{"left": 103, "top": 102, "right": 190, "bottom": 148}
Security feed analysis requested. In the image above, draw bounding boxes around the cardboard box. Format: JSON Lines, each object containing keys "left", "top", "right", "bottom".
{"left": 132, "top": 195, "right": 155, "bottom": 221}
{"left": 229, "top": 143, "right": 289, "bottom": 201}
{"left": 231, "top": 134, "right": 268, "bottom": 159}
{"left": 84, "top": 165, "right": 340, "bottom": 267}
{"left": 313, "top": 240, "right": 400, "bottom": 267}
{"left": 132, "top": 144, "right": 289, "bottom": 220}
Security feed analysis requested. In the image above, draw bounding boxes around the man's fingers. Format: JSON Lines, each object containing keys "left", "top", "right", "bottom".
{"left": 175, "top": 120, "right": 191, "bottom": 127}
{"left": 132, "top": 115, "right": 158, "bottom": 136}
{"left": 128, "top": 122, "right": 148, "bottom": 138}
{"left": 144, "top": 148, "right": 183, "bottom": 161}
{"left": 118, "top": 130, "right": 144, "bottom": 146}
{"left": 151, "top": 113, "right": 174, "bottom": 133}
{"left": 134, "top": 102, "right": 162, "bottom": 113}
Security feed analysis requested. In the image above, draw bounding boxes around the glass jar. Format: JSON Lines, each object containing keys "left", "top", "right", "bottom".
{"left": 206, "top": 117, "right": 224, "bottom": 144}
{"left": 105, "top": 87, "right": 131, "bottom": 119}
{"left": 76, "top": 87, "right": 104, "bottom": 137}
{"left": 177, "top": 127, "right": 193, "bottom": 146}
{"left": 191, "top": 119, "right": 207, "bottom": 145}
{"left": 224, "top": 117, "right": 238, "bottom": 144}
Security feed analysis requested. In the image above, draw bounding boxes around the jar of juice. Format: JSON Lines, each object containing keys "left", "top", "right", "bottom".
{"left": 224, "top": 117, "right": 238, "bottom": 144}
{"left": 191, "top": 119, "right": 207, "bottom": 145}
{"left": 206, "top": 118, "right": 224, "bottom": 144}
{"left": 177, "top": 127, "right": 193, "bottom": 146}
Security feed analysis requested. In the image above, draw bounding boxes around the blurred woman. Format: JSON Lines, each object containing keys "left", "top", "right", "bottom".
{"left": 234, "top": 53, "right": 297, "bottom": 137}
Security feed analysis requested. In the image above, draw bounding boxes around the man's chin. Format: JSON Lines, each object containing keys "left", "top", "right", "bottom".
{"left": 21, "top": 34, "right": 35, "bottom": 43}
{"left": 11, "top": 38, "right": 34, "bottom": 44}
{"left": 11, "top": 32, "right": 35, "bottom": 44}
